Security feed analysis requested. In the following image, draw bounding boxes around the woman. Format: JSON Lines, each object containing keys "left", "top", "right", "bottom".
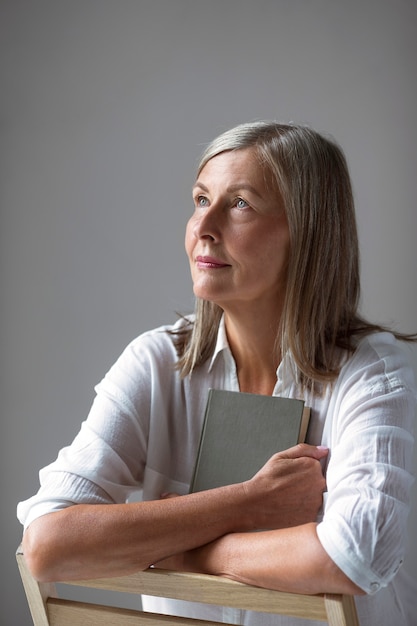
{"left": 18, "top": 121, "right": 416, "bottom": 625}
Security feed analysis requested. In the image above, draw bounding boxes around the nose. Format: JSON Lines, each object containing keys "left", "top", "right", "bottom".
{"left": 192, "top": 204, "right": 221, "bottom": 241}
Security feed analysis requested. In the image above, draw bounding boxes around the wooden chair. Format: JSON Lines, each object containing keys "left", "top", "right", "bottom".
{"left": 16, "top": 544, "right": 360, "bottom": 626}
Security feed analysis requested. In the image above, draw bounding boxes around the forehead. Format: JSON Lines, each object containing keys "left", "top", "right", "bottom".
{"left": 196, "top": 148, "right": 275, "bottom": 192}
{"left": 198, "top": 148, "right": 258, "bottom": 176}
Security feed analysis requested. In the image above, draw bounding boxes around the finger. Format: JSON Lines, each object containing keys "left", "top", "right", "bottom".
{"left": 277, "top": 443, "right": 329, "bottom": 461}
{"left": 160, "top": 492, "right": 180, "bottom": 499}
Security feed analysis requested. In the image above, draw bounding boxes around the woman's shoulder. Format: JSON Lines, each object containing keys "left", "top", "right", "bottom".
{"left": 128, "top": 314, "right": 193, "bottom": 350}
{"left": 342, "top": 331, "right": 417, "bottom": 392}
{"left": 95, "top": 315, "right": 195, "bottom": 400}
{"left": 108, "top": 315, "right": 194, "bottom": 370}
{"left": 354, "top": 330, "right": 411, "bottom": 362}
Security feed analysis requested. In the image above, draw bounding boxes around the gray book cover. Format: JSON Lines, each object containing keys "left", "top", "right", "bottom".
{"left": 190, "top": 389, "right": 310, "bottom": 493}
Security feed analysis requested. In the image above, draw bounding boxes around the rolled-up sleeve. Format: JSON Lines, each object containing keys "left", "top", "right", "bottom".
{"left": 317, "top": 334, "right": 416, "bottom": 594}
{"left": 17, "top": 327, "right": 163, "bottom": 530}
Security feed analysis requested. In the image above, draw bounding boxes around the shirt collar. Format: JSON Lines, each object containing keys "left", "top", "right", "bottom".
{"left": 207, "top": 315, "right": 296, "bottom": 386}
{"left": 208, "top": 315, "right": 230, "bottom": 372}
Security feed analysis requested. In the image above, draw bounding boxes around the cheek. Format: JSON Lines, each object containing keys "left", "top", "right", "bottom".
{"left": 257, "top": 230, "right": 290, "bottom": 275}
{"left": 184, "top": 219, "right": 195, "bottom": 258}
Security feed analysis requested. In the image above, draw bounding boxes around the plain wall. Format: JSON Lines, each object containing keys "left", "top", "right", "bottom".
{"left": 1, "top": 1, "right": 416, "bottom": 623}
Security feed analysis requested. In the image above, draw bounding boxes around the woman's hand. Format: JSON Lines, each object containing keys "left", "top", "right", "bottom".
{"left": 161, "top": 444, "right": 327, "bottom": 533}
{"left": 242, "top": 443, "right": 328, "bottom": 530}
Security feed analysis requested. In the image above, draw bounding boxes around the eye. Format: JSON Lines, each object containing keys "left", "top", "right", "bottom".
{"left": 196, "top": 195, "right": 209, "bottom": 207}
{"left": 235, "top": 197, "right": 249, "bottom": 209}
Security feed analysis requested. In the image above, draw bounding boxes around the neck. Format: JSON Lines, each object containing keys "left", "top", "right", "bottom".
{"left": 223, "top": 311, "right": 281, "bottom": 396}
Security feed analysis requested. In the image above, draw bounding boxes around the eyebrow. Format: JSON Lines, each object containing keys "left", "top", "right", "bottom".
{"left": 192, "top": 182, "right": 264, "bottom": 198}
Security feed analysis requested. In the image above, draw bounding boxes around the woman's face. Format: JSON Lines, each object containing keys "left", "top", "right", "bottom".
{"left": 185, "top": 148, "right": 290, "bottom": 316}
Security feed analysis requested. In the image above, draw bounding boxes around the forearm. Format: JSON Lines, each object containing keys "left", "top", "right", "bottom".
{"left": 175, "top": 523, "right": 364, "bottom": 596}
{"left": 22, "top": 484, "right": 250, "bottom": 582}
{"left": 23, "top": 444, "right": 329, "bottom": 583}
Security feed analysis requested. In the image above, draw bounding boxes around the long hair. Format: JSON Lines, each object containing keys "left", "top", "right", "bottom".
{"left": 174, "top": 121, "right": 415, "bottom": 390}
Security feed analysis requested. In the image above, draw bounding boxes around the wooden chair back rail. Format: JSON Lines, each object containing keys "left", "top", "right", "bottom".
{"left": 16, "top": 545, "right": 360, "bottom": 626}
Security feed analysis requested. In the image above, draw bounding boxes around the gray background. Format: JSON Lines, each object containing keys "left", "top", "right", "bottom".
{"left": 1, "top": 1, "right": 416, "bottom": 623}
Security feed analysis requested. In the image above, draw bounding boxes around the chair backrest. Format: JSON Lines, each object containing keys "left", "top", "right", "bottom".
{"left": 16, "top": 544, "right": 360, "bottom": 626}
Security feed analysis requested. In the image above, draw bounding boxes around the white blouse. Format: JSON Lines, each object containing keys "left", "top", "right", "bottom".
{"left": 17, "top": 316, "right": 417, "bottom": 626}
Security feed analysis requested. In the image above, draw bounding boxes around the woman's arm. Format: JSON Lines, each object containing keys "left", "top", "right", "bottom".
{"left": 158, "top": 523, "right": 364, "bottom": 595}
{"left": 22, "top": 483, "right": 250, "bottom": 582}
{"left": 23, "top": 444, "right": 328, "bottom": 582}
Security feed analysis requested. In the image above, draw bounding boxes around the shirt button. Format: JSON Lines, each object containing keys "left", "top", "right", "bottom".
{"left": 370, "top": 582, "right": 380, "bottom": 592}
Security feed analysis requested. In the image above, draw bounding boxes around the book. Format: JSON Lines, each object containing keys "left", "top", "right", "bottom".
{"left": 190, "top": 389, "right": 310, "bottom": 493}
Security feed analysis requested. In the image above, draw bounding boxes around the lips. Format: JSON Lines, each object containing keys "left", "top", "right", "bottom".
{"left": 195, "top": 255, "right": 230, "bottom": 269}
